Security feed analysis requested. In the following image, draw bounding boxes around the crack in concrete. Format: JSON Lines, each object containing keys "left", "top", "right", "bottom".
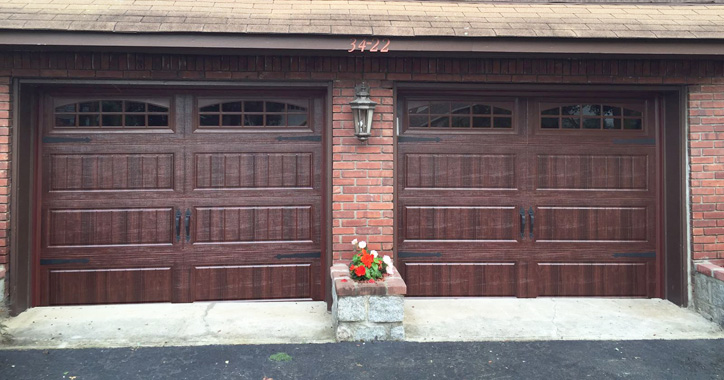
{"left": 201, "top": 303, "right": 216, "bottom": 333}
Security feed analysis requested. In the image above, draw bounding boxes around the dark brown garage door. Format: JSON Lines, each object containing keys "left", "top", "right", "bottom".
{"left": 397, "top": 91, "right": 659, "bottom": 298}
{"left": 37, "top": 88, "right": 325, "bottom": 305}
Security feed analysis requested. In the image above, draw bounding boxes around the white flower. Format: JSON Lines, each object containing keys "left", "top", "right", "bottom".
{"left": 371, "top": 250, "right": 378, "bottom": 258}
{"left": 351, "top": 238, "right": 358, "bottom": 246}
{"left": 358, "top": 241, "right": 366, "bottom": 249}
{"left": 382, "top": 255, "right": 392, "bottom": 266}
{"left": 386, "top": 266, "right": 394, "bottom": 275}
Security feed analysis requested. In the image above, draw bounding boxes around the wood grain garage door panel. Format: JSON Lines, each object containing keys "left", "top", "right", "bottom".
{"left": 193, "top": 206, "right": 313, "bottom": 244}
{"left": 536, "top": 263, "right": 649, "bottom": 297}
{"left": 47, "top": 267, "right": 173, "bottom": 305}
{"left": 48, "top": 153, "right": 175, "bottom": 192}
{"left": 536, "top": 154, "right": 649, "bottom": 191}
{"left": 404, "top": 263, "right": 517, "bottom": 297}
{"left": 404, "top": 153, "right": 517, "bottom": 190}
{"left": 536, "top": 206, "right": 649, "bottom": 243}
{"left": 47, "top": 208, "right": 174, "bottom": 248}
{"left": 193, "top": 152, "right": 313, "bottom": 190}
{"left": 193, "top": 264, "right": 312, "bottom": 301}
{"left": 403, "top": 206, "right": 517, "bottom": 242}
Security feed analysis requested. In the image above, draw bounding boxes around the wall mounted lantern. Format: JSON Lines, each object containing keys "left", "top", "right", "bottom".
{"left": 350, "top": 82, "right": 377, "bottom": 142}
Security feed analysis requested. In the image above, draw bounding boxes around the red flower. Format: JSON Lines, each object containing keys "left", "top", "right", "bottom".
{"left": 341, "top": 279, "right": 348, "bottom": 283}
{"left": 368, "top": 279, "right": 375, "bottom": 283}
{"left": 360, "top": 253, "right": 374, "bottom": 268}
{"left": 354, "top": 265, "right": 366, "bottom": 277}
{"left": 349, "top": 265, "right": 356, "bottom": 271}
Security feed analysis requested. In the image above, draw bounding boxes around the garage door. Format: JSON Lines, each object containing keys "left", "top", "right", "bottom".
{"left": 397, "top": 92, "right": 659, "bottom": 298}
{"left": 38, "top": 88, "right": 325, "bottom": 305}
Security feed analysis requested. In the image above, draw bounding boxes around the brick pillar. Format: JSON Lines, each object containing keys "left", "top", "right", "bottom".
{"left": 0, "top": 77, "right": 10, "bottom": 302}
{"left": 689, "top": 85, "right": 724, "bottom": 263}
{"left": 331, "top": 78, "right": 394, "bottom": 263}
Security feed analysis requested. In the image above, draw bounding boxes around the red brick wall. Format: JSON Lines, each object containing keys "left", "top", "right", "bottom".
{"left": 689, "top": 85, "right": 724, "bottom": 262}
{"left": 0, "top": 75, "right": 9, "bottom": 291}
{"left": 1, "top": 52, "right": 723, "bottom": 294}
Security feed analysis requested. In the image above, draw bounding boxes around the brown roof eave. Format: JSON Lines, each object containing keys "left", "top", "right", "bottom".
{"left": 1, "top": 30, "right": 723, "bottom": 58}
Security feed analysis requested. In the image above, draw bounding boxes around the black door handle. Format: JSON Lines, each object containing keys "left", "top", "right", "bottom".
{"left": 184, "top": 208, "right": 192, "bottom": 243}
{"left": 528, "top": 207, "right": 535, "bottom": 240}
{"left": 519, "top": 207, "right": 526, "bottom": 240}
{"left": 175, "top": 209, "right": 182, "bottom": 242}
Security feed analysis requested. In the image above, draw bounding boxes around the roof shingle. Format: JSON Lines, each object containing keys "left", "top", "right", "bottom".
{"left": 1, "top": 0, "right": 724, "bottom": 39}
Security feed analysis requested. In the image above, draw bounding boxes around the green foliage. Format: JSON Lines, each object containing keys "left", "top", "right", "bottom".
{"left": 347, "top": 240, "right": 390, "bottom": 282}
{"left": 269, "top": 352, "right": 292, "bottom": 362}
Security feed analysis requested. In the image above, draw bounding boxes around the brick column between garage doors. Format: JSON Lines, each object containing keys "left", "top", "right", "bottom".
{"left": 332, "top": 78, "right": 394, "bottom": 263}
{"left": 689, "top": 84, "right": 724, "bottom": 264}
{"left": 0, "top": 77, "right": 9, "bottom": 303}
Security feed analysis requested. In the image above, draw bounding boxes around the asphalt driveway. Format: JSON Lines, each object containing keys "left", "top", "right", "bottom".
{"left": 1, "top": 339, "right": 723, "bottom": 379}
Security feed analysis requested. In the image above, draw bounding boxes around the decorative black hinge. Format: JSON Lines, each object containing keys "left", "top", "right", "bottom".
{"left": 275, "top": 252, "right": 321, "bottom": 259}
{"left": 398, "top": 136, "right": 442, "bottom": 143}
{"left": 40, "top": 258, "right": 90, "bottom": 265}
{"left": 612, "top": 252, "right": 656, "bottom": 258}
{"left": 612, "top": 138, "right": 655, "bottom": 145}
{"left": 275, "top": 135, "right": 322, "bottom": 142}
{"left": 43, "top": 136, "right": 92, "bottom": 144}
{"left": 398, "top": 251, "right": 443, "bottom": 258}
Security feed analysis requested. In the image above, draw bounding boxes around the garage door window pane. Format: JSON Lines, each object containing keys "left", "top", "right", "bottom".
{"left": 244, "top": 115, "right": 264, "bottom": 126}
{"left": 79, "top": 101, "right": 100, "bottom": 113}
{"left": 409, "top": 115, "right": 428, "bottom": 128}
{"left": 473, "top": 117, "right": 491, "bottom": 128}
{"left": 451, "top": 103, "right": 470, "bottom": 114}
{"left": 198, "top": 99, "right": 310, "bottom": 128}
{"left": 125, "top": 102, "right": 146, "bottom": 113}
{"left": 102, "top": 115, "right": 123, "bottom": 127}
{"left": 429, "top": 102, "right": 450, "bottom": 114}
{"left": 624, "top": 119, "right": 642, "bottom": 130}
{"left": 222, "top": 102, "right": 242, "bottom": 113}
{"left": 583, "top": 118, "right": 600, "bottom": 129}
{"left": 494, "top": 117, "right": 512, "bottom": 129}
{"left": 222, "top": 114, "right": 242, "bottom": 126}
{"left": 244, "top": 101, "right": 264, "bottom": 113}
{"left": 494, "top": 107, "right": 512, "bottom": 115}
{"left": 55, "top": 115, "right": 76, "bottom": 127}
{"left": 52, "top": 99, "right": 171, "bottom": 129}
{"left": 79, "top": 115, "right": 99, "bottom": 127}
{"left": 562, "top": 118, "right": 579, "bottom": 129}
{"left": 148, "top": 115, "right": 169, "bottom": 127}
{"left": 125, "top": 115, "right": 145, "bottom": 127}
{"left": 541, "top": 118, "right": 558, "bottom": 129}
{"left": 451, "top": 116, "right": 470, "bottom": 128}
{"left": 200, "top": 104, "right": 220, "bottom": 112}
{"left": 430, "top": 116, "right": 450, "bottom": 128}
{"left": 102, "top": 101, "right": 123, "bottom": 113}
{"left": 541, "top": 103, "right": 643, "bottom": 132}
{"left": 266, "top": 114, "right": 286, "bottom": 126}
{"left": 55, "top": 104, "right": 76, "bottom": 113}
{"left": 287, "top": 114, "right": 308, "bottom": 127}
{"left": 200, "top": 114, "right": 220, "bottom": 126}
{"left": 266, "top": 102, "right": 286, "bottom": 113}
{"left": 604, "top": 118, "right": 621, "bottom": 130}
{"left": 407, "top": 100, "right": 513, "bottom": 130}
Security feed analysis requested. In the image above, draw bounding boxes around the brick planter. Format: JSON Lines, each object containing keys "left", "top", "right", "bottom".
{"left": 330, "top": 263, "right": 407, "bottom": 342}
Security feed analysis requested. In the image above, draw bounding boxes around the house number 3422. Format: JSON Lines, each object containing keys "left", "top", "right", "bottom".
{"left": 348, "top": 38, "right": 391, "bottom": 53}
